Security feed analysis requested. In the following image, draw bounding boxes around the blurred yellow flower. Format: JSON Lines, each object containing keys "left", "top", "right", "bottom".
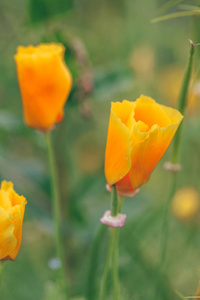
{"left": 189, "top": 81, "right": 200, "bottom": 112}
{"left": 129, "top": 45, "right": 155, "bottom": 79}
{"left": 0, "top": 181, "right": 27, "bottom": 261}
{"left": 105, "top": 95, "right": 183, "bottom": 194}
{"left": 159, "top": 65, "right": 183, "bottom": 105}
{"left": 171, "top": 187, "right": 200, "bottom": 222}
{"left": 14, "top": 43, "right": 72, "bottom": 131}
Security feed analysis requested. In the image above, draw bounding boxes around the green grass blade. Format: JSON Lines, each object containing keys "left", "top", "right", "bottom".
{"left": 157, "top": 0, "right": 184, "bottom": 15}
{"left": 151, "top": 10, "right": 200, "bottom": 23}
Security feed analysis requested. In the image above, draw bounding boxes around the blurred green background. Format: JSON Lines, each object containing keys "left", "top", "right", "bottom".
{"left": 1, "top": 0, "right": 200, "bottom": 299}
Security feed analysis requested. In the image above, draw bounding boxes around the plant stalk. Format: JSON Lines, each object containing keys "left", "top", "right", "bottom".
{"left": 44, "top": 131, "right": 68, "bottom": 298}
{"left": 100, "top": 187, "right": 124, "bottom": 300}
{"left": 86, "top": 224, "right": 107, "bottom": 300}
{"left": 171, "top": 41, "right": 195, "bottom": 164}
{"left": 156, "top": 41, "right": 195, "bottom": 299}
{"left": 99, "top": 227, "right": 116, "bottom": 300}
{"left": 155, "top": 173, "right": 177, "bottom": 299}
{"left": 112, "top": 227, "right": 120, "bottom": 300}
{"left": 111, "top": 185, "right": 118, "bottom": 216}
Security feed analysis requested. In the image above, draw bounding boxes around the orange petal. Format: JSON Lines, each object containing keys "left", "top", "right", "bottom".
{"left": 133, "top": 95, "right": 173, "bottom": 128}
{"left": 111, "top": 100, "right": 135, "bottom": 132}
{"left": 104, "top": 101, "right": 134, "bottom": 186}
{"left": 129, "top": 96, "right": 183, "bottom": 190}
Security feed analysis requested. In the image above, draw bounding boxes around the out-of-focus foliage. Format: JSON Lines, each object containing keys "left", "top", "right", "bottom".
{"left": 1, "top": 0, "right": 200, "bottom": 299}
{"left": 29, "top": 0, "right": 73, "bottom": 24}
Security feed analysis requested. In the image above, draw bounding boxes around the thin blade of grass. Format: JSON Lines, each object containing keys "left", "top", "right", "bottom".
{"left": 157, "top": 0, "right": 184, "bottom": 15}
{"left": 151, "top": 10, "right": 200, "bottom": 23}
{"left": 179, "top": 4, "right": 200, "bottom": 11}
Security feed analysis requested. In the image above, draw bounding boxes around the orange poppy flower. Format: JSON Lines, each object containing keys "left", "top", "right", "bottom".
{"left": 14, "top": 43, "right": 72, "bottom": 131}
{"left": 0, "top": 181, "right": 27, "bottom": 261}
{"left": 105, "top": 95, "right": 183, "bottom": 194}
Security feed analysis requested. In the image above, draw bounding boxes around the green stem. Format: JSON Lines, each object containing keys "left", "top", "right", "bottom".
{"left": 100, "top": 187, "right": 123, "bottom": 300}
{"left": 99, "top": 228, "right": 115, "bottom": 300}
{"left": 156, "top": 41, "right": 195, "bottom": 299}
{"left": 111, "top": 194, "right": 125, "bottom": 300}
{"left": 111, "top": 195, "right": 124, "bottom": 300}
{"left": 117, "top": 195, "right": 125, "bottom": 213}
{"left": 159, "top": 173, "right": 177, "bottom": 267}
{"left": 171, "top": 42, "right": 195, "bottom": 164}
{"left": 177, "top": 43, "right": 194, "bottom": 115}
{"left": 86, "top": 224, "right": 107, "bottom": 300}
{"left": 0, "top": 261, "right": 6, "bottom": 288}
{"left": 44, "top": 132, "right": 68, "bottom": 298}
{"left": 112, "top": 228, "right": 120, "bottom": 300}
{"left": 155, "top": 173, "right": 177, "bottom": 299}
{"left": 111, "top": 185, "right": 118, "bottom": 216}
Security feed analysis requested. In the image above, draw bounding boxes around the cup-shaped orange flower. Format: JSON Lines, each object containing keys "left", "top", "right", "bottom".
{"left": 14, "top": 43, "right": 72, "bottom": 131}
{"left": 0, "top": 181, "right": 27, "bottom": 261}
{"left": 105, "top": 95, "right": 183, "bottom": 195}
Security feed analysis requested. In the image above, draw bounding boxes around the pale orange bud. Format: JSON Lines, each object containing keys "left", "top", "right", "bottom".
{"left": 14, "top": 43, "right": 72, "bottom": 131}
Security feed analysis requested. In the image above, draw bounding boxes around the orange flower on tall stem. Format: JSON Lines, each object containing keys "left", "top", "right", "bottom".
{"left": 14, "top": 43, "right": 72, "bottom": 131}
{"left": 105, "top": 95, "right": 183, "bottom": 195}
{"left": 0, "top": 181, "right": 27, "bottom": 261}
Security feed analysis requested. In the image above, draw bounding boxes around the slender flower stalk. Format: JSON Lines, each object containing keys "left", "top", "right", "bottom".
{"left": 155, "top": 173, "right": 177, "bottom": 299}
{"left": 111, "top": 185, "right": 118, "bottom": 217}
{"left": 110, "top": 187, "right": 123, "bottom": 300}
{"left": 112, "top": 227, "right": 120, "bottom": 300}
{"left": 171, "top": 40, "right": 195, "bottom": 164}
{"left": 159, "top": 173, "right": 177, "bottom": 267}
{"left": 100, "top": 185, "right": 123, "bottom": 300}
{"left": 87, "top": 196, "right": 125, "bottom": 300}
{"left": 156, "top": 40, "right": 195, "bottom": 299}
{"left": 117, "top": 195, "right": 125, "bottom": 213}
{"left": 112, "top": 195, "right": 124, "bottom": 300}
{"left": 0, "top": 261, "right": 6, "bottom": 288}
{"left": 100, "top": 227, "right": 116, "bottom": 300}
{"left": 86, "top": 224, "right": 107, "bottom": 300}
{"left": 44, "top": 132, "right": 68, "bottom": 298}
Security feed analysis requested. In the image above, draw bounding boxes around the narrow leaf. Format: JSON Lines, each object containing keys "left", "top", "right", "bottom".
{"left": 151, "top": 10, "right": 200, "bottom": 23}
